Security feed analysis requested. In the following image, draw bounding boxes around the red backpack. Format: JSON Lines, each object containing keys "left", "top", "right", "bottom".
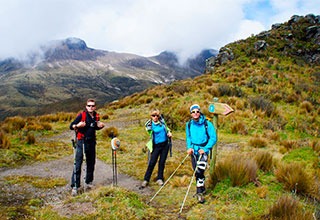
{"left": 75, "top": 111, "right": 99, "bottom": 140}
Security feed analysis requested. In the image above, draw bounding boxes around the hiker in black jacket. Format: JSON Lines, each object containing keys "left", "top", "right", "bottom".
{"left": 70, "top": 99, "right": 104, "bottom": 196}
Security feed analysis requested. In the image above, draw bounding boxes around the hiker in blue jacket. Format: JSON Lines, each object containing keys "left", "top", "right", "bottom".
{"left": 141, "top": 109, "right": 172, "bottom": 188}
{"left": 186, "top": 104, "right": 217, "bottom": 203}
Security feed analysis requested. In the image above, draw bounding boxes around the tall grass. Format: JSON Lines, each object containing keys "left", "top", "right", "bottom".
{"left": 268, "top": 194, "right": 313, "bottom": 220}
{"left": 209, "top": 154, "right": 257, "bottom": 188}
{"left": 0, "top": 128, "right": 11, "bottom": 149}
{"left": 274, "top": 162, "right": 315, "bottom": 197}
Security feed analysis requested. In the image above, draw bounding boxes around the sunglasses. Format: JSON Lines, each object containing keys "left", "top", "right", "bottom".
{"left": 191, "top": 110, "right": 200, "bottom": 114}
{"left": 151, "top": 115, "right": 160, "bottom": 117}
{"left": 87, "top": 105, "right": 96, "bottom": 107}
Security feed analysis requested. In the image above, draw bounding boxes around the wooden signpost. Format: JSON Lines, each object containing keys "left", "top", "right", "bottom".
{"left": 209, "top": 97, "right": 234, "bottom": 175}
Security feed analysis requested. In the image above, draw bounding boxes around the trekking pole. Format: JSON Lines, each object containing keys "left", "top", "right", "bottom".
{"left": 149, "top": 154, "right": 189, "bottom": 203}
{"left": 71, "top": 139, "right": 77, "bottom": 187}
{"left": 179, "top": 154, "right": 202, "bottom": 216}
{"left": 82, "top": 141, "right": 87, "bottom": 192}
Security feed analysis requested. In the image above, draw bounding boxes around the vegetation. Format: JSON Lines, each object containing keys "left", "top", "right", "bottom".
{"left": 0, "top": 14, "right": 319, "bottom": 219}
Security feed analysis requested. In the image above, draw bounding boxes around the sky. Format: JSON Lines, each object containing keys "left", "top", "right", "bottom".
{"left": 0, "top": 0, "right": 319, "bottom": 63}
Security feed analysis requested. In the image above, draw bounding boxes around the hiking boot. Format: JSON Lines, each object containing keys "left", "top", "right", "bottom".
{"left": 71, "top": 187, "right": 78, "bottom": 196}
{"left": 85, "top": 182, "right": 94, "bottom": 191}
{"left": 196, "top": 193, "right": 205, "bottom": 204}
{"left": 141, "top": 180, "right": 149, "bottom": 188}
{"left": 156, "top": 179, "right": 164, "bottom": 186}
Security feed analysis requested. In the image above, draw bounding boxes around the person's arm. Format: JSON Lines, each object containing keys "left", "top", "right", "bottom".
{"left": 186, "top": 122, "right": 192, "bottom": 150}
{"left": 70, "top": 114, "right": 82, "bottom": 130}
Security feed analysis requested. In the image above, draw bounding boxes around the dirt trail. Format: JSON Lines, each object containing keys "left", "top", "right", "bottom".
{"left": 0, "top": 110, "right": 154, "bottom": 218}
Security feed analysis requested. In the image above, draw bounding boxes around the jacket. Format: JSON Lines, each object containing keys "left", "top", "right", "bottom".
{"left": 145, "top": 116, "right": 171, "bottom": 152}
{"left": 186, "top": 114, "right": 217, "bottom": 155}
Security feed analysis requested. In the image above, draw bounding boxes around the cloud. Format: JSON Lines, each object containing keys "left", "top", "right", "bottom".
{"left": 0, "top": 0, "right": 319, "bottom": 62}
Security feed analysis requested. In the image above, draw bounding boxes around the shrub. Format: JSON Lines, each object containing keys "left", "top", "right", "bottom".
{"left": 102, "top": 127, "right": 119, "bottom": 138}
{"left": 299, "top": 100, "right": 313, "bottom": 114}
{"left": 0, "top": 128, "right": 10, "bottom": 149}
{"left": 262, "top": 130, "right": 280, "bottom": 141}
{"left": 249, "top": 136, "right": 268, "bottom": 148}
{"left": 229, "top": 154, "right": 257, "bottom": 186}
{"left": 218, "top": 84, "right": 232, "bottom": 96}
{"left": 249, "top": 96, "right": 275, "bottom": 117}
{"left": 280, "top": 140, "right": 298, "bottom": 151}
{"left": 4, "top": 116, "right": 26, "bottom": 131}
{"left": 311, "top": 140, "right": 320, "bottom": 152}
{"left": 211, "top": 154, "right": 257, "bottom": 187}
{"left": 274, "top": 162, "right": 314, "bottom": 196}
{"left": 268, "top": 194, "right": 313, "bottom": 220}
{"left": 101, "top": 114, "right": 109, "bottom": 120}
{"left": 254, "top": 150, "right": 273, "bottom": 172}
{"left": 26, "top": 133, "right": 36, "bottom": 144}
{"left": 40, "top": 122, "right": 52, "bottom": 131}
{"left": 231, "top": 121, "right": 248, "bottom": 135}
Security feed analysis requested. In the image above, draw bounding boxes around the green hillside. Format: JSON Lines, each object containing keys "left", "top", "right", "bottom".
{"left": 0, "top": 14, "right": 319, "bottom": 219}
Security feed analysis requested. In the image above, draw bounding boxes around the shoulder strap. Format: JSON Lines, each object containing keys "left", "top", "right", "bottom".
{"left": 81, "top": 111, "right": 86, "bottom": 122}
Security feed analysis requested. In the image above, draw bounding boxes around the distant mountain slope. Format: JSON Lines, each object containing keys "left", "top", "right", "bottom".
{"left": 0, "top": 38, "right": 216, "bottom": 120}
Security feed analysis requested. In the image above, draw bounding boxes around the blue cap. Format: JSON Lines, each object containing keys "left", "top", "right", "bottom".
{"left": 190, "top": 104, "right": 201, "bottom": 113}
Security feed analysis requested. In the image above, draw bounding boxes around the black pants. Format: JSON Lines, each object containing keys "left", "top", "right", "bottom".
{"left": 144, "top": 141, "right": 169, "bottom": 182}
{"left": 191, "top": 153, "right": 208, "bottom": 194}
{"left": 71, "top": 139, "right": 96, "bottom": 188}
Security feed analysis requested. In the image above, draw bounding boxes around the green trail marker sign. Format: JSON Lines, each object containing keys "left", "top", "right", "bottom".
{"left": 209, "top": 98, "right": 234, "bottom": 175}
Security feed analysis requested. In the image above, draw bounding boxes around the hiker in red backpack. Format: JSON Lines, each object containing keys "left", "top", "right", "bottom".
{"left": 70, "top": 99, "right": 104, "bottom": 196}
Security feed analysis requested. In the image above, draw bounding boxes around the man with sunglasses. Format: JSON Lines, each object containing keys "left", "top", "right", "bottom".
{"left": 70, "top": 99, "right": 105, "bottom": 196}
{"left": 186, "top": 104, "right": 217, "bottom": 203}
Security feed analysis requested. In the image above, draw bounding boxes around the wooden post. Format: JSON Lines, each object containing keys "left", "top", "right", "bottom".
{"left": 208, "top": 97, "right": 234, "bottom": 175}
{"left": 210, "top": 97, "right": 219, "bottom": 175}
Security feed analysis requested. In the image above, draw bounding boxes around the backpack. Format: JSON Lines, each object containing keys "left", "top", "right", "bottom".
{"left": 187, "top": 116, "right": 212, "bottom": 158}
{"left": 75, "top": 111, "right": 99, "bottom": 140}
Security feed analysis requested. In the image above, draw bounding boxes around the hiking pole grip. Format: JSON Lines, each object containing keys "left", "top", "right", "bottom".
{"left": 149, "top": 154, "right": 189, "bottom": 203}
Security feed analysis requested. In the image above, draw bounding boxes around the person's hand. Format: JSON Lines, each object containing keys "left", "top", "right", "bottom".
{"left": 167, "top": 132, "right": 173, "bottom": 138}
{"left": 187, "top": 148, "right": 194, "bottom": 155}
{"left": 77, "top": 121, "right": 86, "bottom": 128}
{"left": 198, "top": 149, "right": 205, "bottom": 155}
{"left": 97, "top": 121, "right": 105, "bottom": 128}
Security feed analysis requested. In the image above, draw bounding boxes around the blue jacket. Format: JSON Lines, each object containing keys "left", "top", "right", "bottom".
{"left": 186, "top": 114, "right": 217, "bottom": 155}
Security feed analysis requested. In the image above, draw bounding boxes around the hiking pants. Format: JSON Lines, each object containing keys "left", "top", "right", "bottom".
{"left": 144, "top": 141, "right": 169, "bottom": 182}
{"left": 71, "top": 139, "right": 96, "bottom": 188}
{"left": 191, "top": 153, "right": 208, "bottom": 194}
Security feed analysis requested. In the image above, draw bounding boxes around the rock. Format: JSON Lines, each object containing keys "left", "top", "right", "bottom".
{"left": 254, "top": 40, "right": 269, "bottom": 51}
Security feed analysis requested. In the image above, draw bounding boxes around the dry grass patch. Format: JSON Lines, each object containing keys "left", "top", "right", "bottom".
{"left": 274, "top": 162, "right": 315, "bottom": 197}
{"left": 253, "top": 150, "right": 273, "bottom": 172}
{"left": 209, "top": 154, "right": 258, "bottom": 187}
{"left": 0, "top": 128, "right": 11, "bottom": 149}
{"left": 231, "top": 121, "right": 248, "bottom": 135}
{"left": 102, "top": 126, "right": 119, "bottom": 138}
{"left": 249, "top": 136, "right": 268, "bottom": 148}
{"left": 299, "top": 100, "right": 313, "bottom": 114}
{"left": 268, "top": 194, "right": 313, "bottom": 220}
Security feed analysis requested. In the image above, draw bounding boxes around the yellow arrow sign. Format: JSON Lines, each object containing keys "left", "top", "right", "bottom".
{"left": 209, "top": 102, "right": 234, "bottom": 115}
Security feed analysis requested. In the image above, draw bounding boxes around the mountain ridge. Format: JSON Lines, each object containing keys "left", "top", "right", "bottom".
{"left": 0, "top": 39, "right": 217, "bottom": 120}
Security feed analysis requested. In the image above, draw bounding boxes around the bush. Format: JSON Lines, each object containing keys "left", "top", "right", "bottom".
{"left": 101, "top": 114, "right": 109, "bottom": 120}
{"left": 254, "top": 150, "right": 273, "bottom": 172}
{"left": 102, "top": 127, "right": 119, "bottom": 138}
{"left": 4, "top": 116, "right": 26, "bottom": 131}
{"left": 268, "top": 194, "right": 313, "bottom": 220}
{"left": 0, "top": 128, "right": 10, "bottom": 149}
{"left": 26, "top": 133, "right": 36, "bottom": 144}
{"left": 249, "top": 96, "right": 275, "bottom": 117}
{"left": 40, "top": 122, "right": 52, "bottom": 131}
{"left": 274, "top": 162, "right": 314, "bottom": 196}
{"left": 231, "top": 121, "right": 248, "bottom": 135}
{"left": 299, "top": 100, "right": 313, "bottom": 114}
{"left": 211, "top": 154, "right": 257, "bottom": 187}
{"left": 249, "top": 136, "right": 268, "bottom": 148}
